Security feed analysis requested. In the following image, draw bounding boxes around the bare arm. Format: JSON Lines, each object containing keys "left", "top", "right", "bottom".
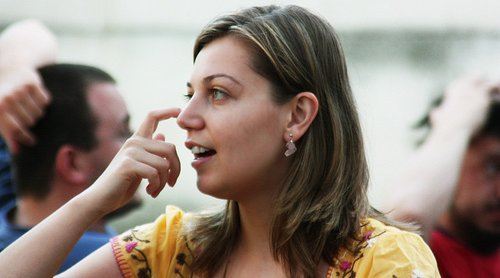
{"left": 386, "top": 125, "right": 472, "bottom": 239}
{"left": 0, "top": 108, "right": 181, "bottom": 277}
{"left": 385, "top": 76, "right": 499, "bottom": 239}
{"left": 58, "top": 243, "right": 122, "bottom": 278}
{"left": 0, "top": 20, "right": 56, "bottom": 153}
{"left": 0, "top": 193, "right": 107, "bottom": 278}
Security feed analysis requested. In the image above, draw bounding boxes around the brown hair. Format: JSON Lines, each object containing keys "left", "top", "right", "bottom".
{"left": 184, "top": 5, "right": 397, "bottom": 277}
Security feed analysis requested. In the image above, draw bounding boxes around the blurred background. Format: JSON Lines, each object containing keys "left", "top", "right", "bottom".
{"left": 1, "top": 0, "right": 499, "bottom": 232}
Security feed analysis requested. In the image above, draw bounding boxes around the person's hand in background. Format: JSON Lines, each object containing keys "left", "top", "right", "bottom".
{"left": 0, "top": 66, "right": 50, "bottom": 153}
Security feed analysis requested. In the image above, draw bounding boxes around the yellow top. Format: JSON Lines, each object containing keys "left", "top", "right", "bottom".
{"left": 111, "top": 206, "right": 440, "bottom": 277}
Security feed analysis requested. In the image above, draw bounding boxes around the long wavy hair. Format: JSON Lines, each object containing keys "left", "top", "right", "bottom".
{"left": 183, "top": 5, "right": 397, "bottom": 277}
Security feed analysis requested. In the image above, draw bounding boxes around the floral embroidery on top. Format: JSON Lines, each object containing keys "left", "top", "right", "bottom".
{"left": 362, "top": 230, "right": 373, "bottom": 241}
{"left": 125, "top": 241, "right": 138, "bottom": 253}
{"left": 173, "top": 238, "right": 195, "bottom": 278}
{"left": 121, "top": 229, "right": 152, "bottom": 278}
{"left": 365, "top": 237, "right": 378, "bottom": 248}
{"left": 339, "top": 260, "right": 352, "bottom": 272}
{"left": 118, "top": 233, "right": 194, "bottom": 278}
{"left": 389, "top": 268, "right": 425, "bottom": 278}
{"left": 329, "top": 222, "right": 387, "bottom": 278}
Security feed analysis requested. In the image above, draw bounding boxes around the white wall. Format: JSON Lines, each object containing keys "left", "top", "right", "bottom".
{"left": 1, "top": 0, "right": 499, "bottom": 31}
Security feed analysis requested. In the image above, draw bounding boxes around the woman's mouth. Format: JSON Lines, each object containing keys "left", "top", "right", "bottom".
{"left": 191, "top": 146, "right": 217, "bottom": 162}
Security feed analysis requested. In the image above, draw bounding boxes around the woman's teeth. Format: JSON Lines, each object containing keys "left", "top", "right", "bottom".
{"left": 191, "top": 146, "right": 211, "bottom": 155}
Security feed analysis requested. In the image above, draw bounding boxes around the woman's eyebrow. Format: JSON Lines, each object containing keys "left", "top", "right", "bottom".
{"left": 186, "top": 74, "right": 243, "bottom": 89}
{"left": 203, "top": 74, "right": 242, "bottom": 86}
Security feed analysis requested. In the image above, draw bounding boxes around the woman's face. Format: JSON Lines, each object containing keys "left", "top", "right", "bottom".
{"left": 177, "top": 36, "right": 290, "bottom": 201}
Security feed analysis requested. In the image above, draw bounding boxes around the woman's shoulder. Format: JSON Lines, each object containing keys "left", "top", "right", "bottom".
{"left": 114, "top": 205, "right": 186, "bottom": 247}
{"left": 328, "top": 218, "right": 440, "bottom": 278}
{"left": 110, "top": 205, "right": 193, "bottom": 277}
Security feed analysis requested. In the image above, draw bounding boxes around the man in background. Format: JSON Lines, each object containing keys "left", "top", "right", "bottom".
{"left": 388, "top": 76, "right": 499, "bottom": 277}
{"left": 0, "top": 21, "right": 140, "bottom": 272}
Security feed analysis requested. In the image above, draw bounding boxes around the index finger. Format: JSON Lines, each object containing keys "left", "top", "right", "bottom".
{"left": 28, "top": 83, "right": 51, "bottom": 107}
{"left": 135, "top": 108, "right": 181, "bottom": 138}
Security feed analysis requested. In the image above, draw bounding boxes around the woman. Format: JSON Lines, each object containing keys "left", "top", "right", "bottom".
{"left": 0, "top": 5, "right": 439, "bottom": 277}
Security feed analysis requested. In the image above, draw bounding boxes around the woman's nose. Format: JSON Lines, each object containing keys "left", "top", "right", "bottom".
{"left": 176, "top": 96, "right": 205, "bottom": 131}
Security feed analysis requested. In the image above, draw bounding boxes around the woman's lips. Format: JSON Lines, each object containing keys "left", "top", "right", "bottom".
{"left": 191, "top": 152, "right": 216, "bottom": 169}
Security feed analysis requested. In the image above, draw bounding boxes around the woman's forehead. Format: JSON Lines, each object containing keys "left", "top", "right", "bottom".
{"left": 191, "top": 37, "right": 253, "bottom": 77}
{"left": 189, "top": 39, "right": 267, "bottom": 91}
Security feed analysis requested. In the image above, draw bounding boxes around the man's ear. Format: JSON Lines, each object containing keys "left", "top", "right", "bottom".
{"left": 54, "top": 145, "right": 88, "bottom": 186}
{"left": 284, "top": 92, "right": 318, "bottom": 142}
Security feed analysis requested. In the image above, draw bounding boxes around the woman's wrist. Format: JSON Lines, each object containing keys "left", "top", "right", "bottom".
{"left": 68, "top": 191, "right": 110, "bottom": 226}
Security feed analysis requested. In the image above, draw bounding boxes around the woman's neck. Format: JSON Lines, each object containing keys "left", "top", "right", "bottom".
{"left": 238, "top": 201, "right": 273, "bottom": 254}
{"left": 224, "top": 160, "right": 290, "bottom": 276}
{"left": 220, "top": 194, "right": 285, "bottom": 277}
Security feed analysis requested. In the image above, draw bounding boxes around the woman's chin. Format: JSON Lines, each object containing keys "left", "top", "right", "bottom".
{"left": 196, "top": 179, "right": 232, "bottom": 200}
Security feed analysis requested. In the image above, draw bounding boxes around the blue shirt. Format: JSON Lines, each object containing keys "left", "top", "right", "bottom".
{"left": 0, "top": 138, "right": 15, "bottom": 209}
{"left": 0, "top": 137, "right": 116, "bottom": 273}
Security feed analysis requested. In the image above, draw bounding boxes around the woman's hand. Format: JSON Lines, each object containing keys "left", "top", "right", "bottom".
{"left": 80, "top": 108, "right": 182, "bottom": 217}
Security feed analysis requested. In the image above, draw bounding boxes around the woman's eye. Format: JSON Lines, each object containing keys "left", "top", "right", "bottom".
{"left": 211, "top": 89, "right": 227, "bottom": 101}
{"left": 183, "top": 93, "right": 193, "bottom": 101}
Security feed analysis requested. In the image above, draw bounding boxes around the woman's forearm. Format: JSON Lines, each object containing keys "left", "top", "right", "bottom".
{"left": 0, "top": 193, "right": 105, "bottom": 277}
{"left": 0, "top": 108, "right": 181, "bottom": 277}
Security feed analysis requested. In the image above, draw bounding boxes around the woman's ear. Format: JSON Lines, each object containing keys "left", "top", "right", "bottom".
{"left": 284, "top": 92, "right": 318, "bottom": 142}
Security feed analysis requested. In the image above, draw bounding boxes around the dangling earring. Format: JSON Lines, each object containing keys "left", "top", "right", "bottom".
{"left": 284, "top": 133, "right": 297, "bottom": 157}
